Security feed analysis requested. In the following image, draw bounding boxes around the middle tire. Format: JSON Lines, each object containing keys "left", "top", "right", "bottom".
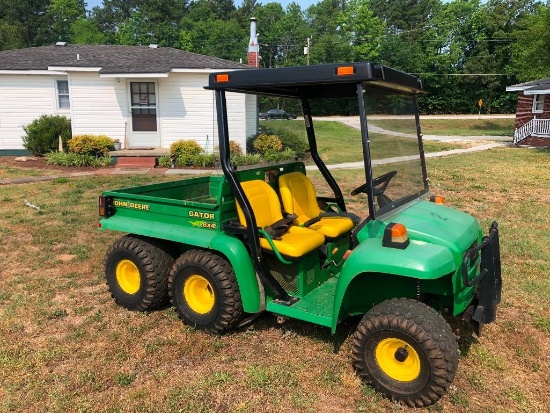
{"left": 169, "top": 250, "right": 243, "bottom": 335}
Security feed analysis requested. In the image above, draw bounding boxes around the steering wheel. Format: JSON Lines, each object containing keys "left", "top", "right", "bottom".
{"left": 350, "top": 170, "right": 397, "bottom": 196}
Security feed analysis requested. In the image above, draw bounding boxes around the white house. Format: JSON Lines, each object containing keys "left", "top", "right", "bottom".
{"left": 0, "top": 43, "right": 257, "bottom": 155}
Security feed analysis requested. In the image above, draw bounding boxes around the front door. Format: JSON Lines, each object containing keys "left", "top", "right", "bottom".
{"left": 129, "top": 81, "right": 160, "bottom": 148}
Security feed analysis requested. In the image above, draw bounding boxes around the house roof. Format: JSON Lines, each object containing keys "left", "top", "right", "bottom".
{"left": 0, "top": 44, "right": 249, "bottom": 74}
{"left": 506, "top": 76, "right": 550, "bottom": 94}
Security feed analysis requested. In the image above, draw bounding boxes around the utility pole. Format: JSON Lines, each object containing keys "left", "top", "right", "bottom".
{"left": 305, "top": 37, "right": 311, "bottom": 65}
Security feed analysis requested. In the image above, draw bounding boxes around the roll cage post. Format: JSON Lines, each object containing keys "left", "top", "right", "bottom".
{"left": 215, "top": 89, "right": 292, "bottom": 302}
{"left": 356, "top": 83, "right": 377, "bottom": 220}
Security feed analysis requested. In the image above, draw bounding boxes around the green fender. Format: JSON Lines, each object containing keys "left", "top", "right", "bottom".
{"left": 331, "top": 238, "right": 456, "bottom": 332}
{"left": 100, "top": 216, "right": 261, "bottom": 313}
{"left": 209, "top": 233, "right": 261, "bottom": 313}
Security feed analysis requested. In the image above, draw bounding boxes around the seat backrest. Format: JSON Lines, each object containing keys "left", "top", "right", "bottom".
{"left": 279, "top": 172, "right": 322, "bottom": 220}
{"left": 236, "top": 180, "right": 283, "bottom": 228}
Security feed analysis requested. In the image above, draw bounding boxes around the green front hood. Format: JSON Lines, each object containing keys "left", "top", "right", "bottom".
{"left": 384, "top": 200, "right": 480, "bottom": 260}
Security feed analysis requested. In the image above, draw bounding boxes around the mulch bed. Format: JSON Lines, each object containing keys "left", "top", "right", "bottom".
{"left": 517, "top": 136, "right": 550, "bottom": 147}
{"left": 0, "top": 156, "right": 113, "bottom": 173}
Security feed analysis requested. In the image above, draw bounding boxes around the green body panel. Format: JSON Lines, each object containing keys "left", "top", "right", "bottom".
{"left": 331, "top": 200, "right": 481, "bottom": 332}
{"left": 266, "top": 277, "right": 337, "bottom": 327}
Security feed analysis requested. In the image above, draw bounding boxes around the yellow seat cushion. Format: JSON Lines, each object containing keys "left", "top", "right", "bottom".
{"left": 236, "top": 180, "right": 325, "bottom": 258}
{"left": 259, "top": 226, "right": 325, "bottom": 258}
{"left": 279, "top": 172, "right": 355, "bottom": 238}
{"left": 307, "top": 217, "right": 355, "bottom": 239}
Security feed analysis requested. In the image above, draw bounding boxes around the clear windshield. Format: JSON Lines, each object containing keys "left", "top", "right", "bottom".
{"left": 364, "top": 88, "right": 427, "bottom": 217}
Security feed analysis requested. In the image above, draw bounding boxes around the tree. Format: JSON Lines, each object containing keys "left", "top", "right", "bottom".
{"left": 70, "top": 18, "right": 108, "bottom": 44}
{"left": 306, "top": 0, "right": 352, "bottom": 64}
{"left": 38, "top": 0, "right": 87, "bottom": 43}
{"left": 509, "top": 3, "right": 550, "bottom": 82}
{"left": 180, "top": 18, "right": 246, "bottom": 61}
{"left": 345, "top": 0, "right": 385, "bottom": 62}
{"left": 0, "top": 0, "right": 50, "bottom": 48}
{"left": 0, "top": 20, "right": 26, "bottom": 51}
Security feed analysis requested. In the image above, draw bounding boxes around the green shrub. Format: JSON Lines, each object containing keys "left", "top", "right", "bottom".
{"left": 170, "top": 139, "right": 203, "bottom": 162}
{"left": 231, "top": 153, "right": 263, "bottom": 166}
{"left": 45, "top": 152, "right": 111, "bottom": 167}
{"left": 252, "top": 134, "right": 283, "bottom": 155}
{"left": 263, "top": 148, "right": 297, "bottom": 162}
{"left": 173, "top": 153, "right": 217, "bottom": 168}
{"left": 157, "top": 155, "right": 171, "bottom": 168}
{"left": 67, "top": 134, "right": 114, "bottom": 156}
{"left": 189, "top": 153, "right": 217, "bottom": 168}
{"left": 263, "top": 126, "right": 307, "bottom": 157}
{"left": 22, "top": 115, "right": 72, "bottom": 156}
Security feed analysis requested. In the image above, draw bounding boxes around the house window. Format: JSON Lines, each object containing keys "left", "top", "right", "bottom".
{"left": 56, "top": 80, "right": 70, "bottom": 110}
{"left": 532, "top": 94, "right": 544, "bottom": 113}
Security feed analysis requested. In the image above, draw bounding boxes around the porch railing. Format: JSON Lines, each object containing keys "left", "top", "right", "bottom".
{"left": 514, "top": 118, "right": 550, "bottom": 144}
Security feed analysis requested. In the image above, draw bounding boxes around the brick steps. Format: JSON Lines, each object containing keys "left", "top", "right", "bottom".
{"left": 115, "top": 156, "right": 157, "bottom": 168}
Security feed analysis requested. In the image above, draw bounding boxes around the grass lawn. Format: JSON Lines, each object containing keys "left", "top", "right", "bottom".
{"left": 0, "top": 146, "right": 548, "bottom": 412}
{"left": 0, "top": 165, "right": 60, "bottom": 179}
{"left": 262, "top": 120, "right": 465, "bottom": 164}
{"left": 371, "top": 118, "right": 514, "bottom": 136}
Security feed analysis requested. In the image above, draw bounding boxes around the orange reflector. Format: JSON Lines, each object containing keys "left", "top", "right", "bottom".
{"left": 336, "top": 66, "right": 355, "bottom": 76}
{"left": 430, "top": 195, "right": 445, "bottom": 204}
{"left": 343, "top": 250, "right": 352, "bottom": 260}
{"left": 383, "top": 223, "right": 410, "bottom": 249}
{"left": 215, "top": 74, "right": 229, "bottom": 82}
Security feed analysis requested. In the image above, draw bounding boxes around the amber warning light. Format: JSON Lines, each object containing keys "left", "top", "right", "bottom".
{"left": 215, "top": 74, "right": 229, "bottom": 83}
{"left": 336, "top": 66, "right": 355, "bottom": 76}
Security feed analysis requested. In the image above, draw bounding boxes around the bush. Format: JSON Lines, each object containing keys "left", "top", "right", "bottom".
{"left": 173, "top": 153, "right": 216, "bottom": 168}
{"left": 45, "top": 152, "right": 111, "bottom": 167}
{"left": 252, "top": 134, "right": 283, "bottom": 155}
{"left": 231, "top": 153, "right": 263, "bottom": 166}
{"left": 170, "top": 139, "right": 203, "bottom": 162}
{"left": 67, "top": 134, "right": 114, "bottom": 157}
{"left": 190, "top": 153, "right": 217, "bottom": 168}
{"left": 22, "top": 115, "right": 72, "bottom": 156}
{"left": 263, "top": 126, "right": 307, "bottom": 157}
{"left": 157, "top": 155, "right": 171, "bottom": 168}
{"left": 229, "top": 140, "right": 243, "bottom": 155}
{"left": 262, "top": 148, "right": 297, "bottom": 162}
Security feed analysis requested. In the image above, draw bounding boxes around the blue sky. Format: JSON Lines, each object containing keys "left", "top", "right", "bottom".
{"left": 86, "top": 1, "right": 320, "bottom": 11}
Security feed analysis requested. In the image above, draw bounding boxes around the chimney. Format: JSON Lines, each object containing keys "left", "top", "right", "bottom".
{"left": 247, "top": 18, "right": 259, "bottom": 68}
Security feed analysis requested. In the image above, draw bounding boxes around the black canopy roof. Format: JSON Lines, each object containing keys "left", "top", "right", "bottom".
{"left": 207, "top": 62, "right": 424, "bottom": 98}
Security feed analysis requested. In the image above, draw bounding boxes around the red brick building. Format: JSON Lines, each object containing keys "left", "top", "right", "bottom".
{"left": 507, "top": 77, "right": 550, "bottom": 146}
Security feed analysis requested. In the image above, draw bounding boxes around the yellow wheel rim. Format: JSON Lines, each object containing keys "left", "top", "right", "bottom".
{"left": 184, "top": 275, "right": 215, "bottom": 314}
{"left": 375, "top": 338, "right": 421, "bottom": 382}
{"left": 115, "top": 259, "right": 140, "bottom": 295}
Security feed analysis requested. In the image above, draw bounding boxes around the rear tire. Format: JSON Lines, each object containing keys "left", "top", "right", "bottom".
{"left": 351, "top": 298, "right": 458, "bottom": 407}
{"left": 104, "top": 235, "right": 174, "bottom": 311}
{"left": 169, "top": 250, "right": 243, "bottom": 335}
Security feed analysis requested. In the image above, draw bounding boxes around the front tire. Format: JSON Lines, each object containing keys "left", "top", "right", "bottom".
{"left": 169, "top": 250, "right": 243, "bottom": 335}
{"left": 351, "top": 298, "right": 458, "bottom": 407}
{"left": 104, "top": 235, "right": 175, "bottom": 311}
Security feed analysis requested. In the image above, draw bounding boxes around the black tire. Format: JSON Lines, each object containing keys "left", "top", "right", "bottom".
{"left": 169, "top": 250, "right": 243, "bottom": 335}
{"left": 351, "top": 298, "right": 458, "bottom": 407}
{"left": 104, "top": 235, "right": 175, "bottom": 311}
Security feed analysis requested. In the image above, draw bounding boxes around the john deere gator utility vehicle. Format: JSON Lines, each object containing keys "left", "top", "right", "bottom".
{"left": 98, "top": 62, "right": 501, "bottom": 407}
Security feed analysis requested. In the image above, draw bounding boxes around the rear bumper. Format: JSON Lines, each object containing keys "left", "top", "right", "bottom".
{"left": 461, "top": 222, "right": 502, "bottom": 334}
